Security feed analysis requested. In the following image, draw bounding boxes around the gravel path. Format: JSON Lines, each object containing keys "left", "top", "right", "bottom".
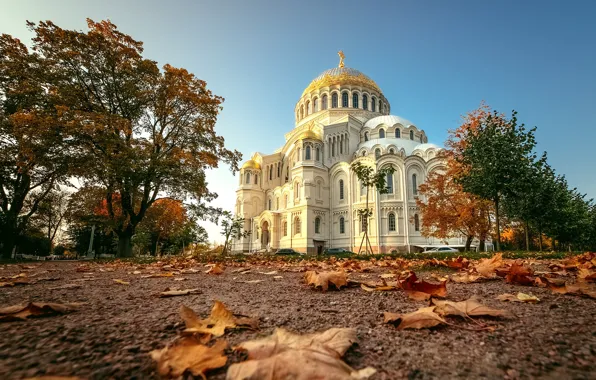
{"left": 0, "top": 260, "right": 594, "bottom": 379}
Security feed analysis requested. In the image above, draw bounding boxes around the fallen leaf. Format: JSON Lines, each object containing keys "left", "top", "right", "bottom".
{"left": 405, "top": 290, "right": 431, "bottom": 301}
{"left": 384, "top": 307, "right": 446, "bottom": 330}
{"left": 450, "top": 272, "right": 483, "bottom": 283}
{"left": 235, "top": 327, "right": 357, "bottom": 359}
{"left": 578, "top": 268, "right": 596, "bottom": 283}
{"left": 206, "top": 264, "right": 224, "bottom": 275}
{"left": 23, "top": 377, "right": 82, "bottom": 380}
{"left": 226, "top": 349, "right": 375, "bottom": 380}
{"left": 259, "top": 271, "right": 278, "bottom": 275}
{"left": 228, "top": 327, "right": 374, "bottom": 380}
{"left": 141, "top": 272, "right": 175, "bottom": 278}
{"left": 497, "top": 293, "right": 540, "bottom": 303}
{"left": 240, "top": 280, "right": 264, "bottom": 284}
{"left": 304, "top": 271, "right": 347, "bottom": 291}
{"left": 475, "top": 253, "right": 503, "bottom": 277}
{"left": 159, "top": 288, "right": 200, "bottom": 297}
{"left": 113, "top": 279, "right": 130, "bottom": 285}
{"left": 181, "top": 301, "right": 258, "bottom": 337}
{"left": 132, "top": 270, "right": 142, "bottom": 275}
{"left": 0, "top": 302, "right": 82, "bottom": 322}
{"left": 505, "top": 262, "right": 534, "bottom": 286}
{"left": 380, "top": 273, "right": 396, "bottom": 279}
{"left": 399, "top": 272, "right": 447, "bottom": 298}
{"left": 150, "top": 338, "right": 227, "bottom": 378}
{"left": 173, "top": 277, "right": 187, "bottom": 281}
{"left": 273, "top": 276, "right": 283, "bottom": 280}
{"left": 432, "top": 298, "right": 511, "bottom": 318}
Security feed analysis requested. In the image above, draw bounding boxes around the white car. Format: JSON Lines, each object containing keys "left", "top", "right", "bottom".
{"left": 422, "top": 246, "right": 459, "bottom": 254}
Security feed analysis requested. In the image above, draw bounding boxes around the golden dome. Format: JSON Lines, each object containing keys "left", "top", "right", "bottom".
{"left": 241, "top": 159, "right": 261, "bottom": 170}
{"left": 297, "top": 130, "right": 322, "bottom": 141}
{"left": 302, "top": 67, "right": 381, "bottom": 96}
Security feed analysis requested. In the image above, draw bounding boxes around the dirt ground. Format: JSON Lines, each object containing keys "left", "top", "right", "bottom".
{"left": 0, "top": 259, "right": 595, "bottom": 380}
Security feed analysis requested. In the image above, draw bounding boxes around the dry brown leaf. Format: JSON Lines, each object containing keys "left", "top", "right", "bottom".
{"left": 259, "top": 271, "right": 278, "bottom": 275}
{"left": 450, "top": 272, "right": 483, "bottom": 283}
{"left": 181, "top": 301, "right": 258, "bottom": 337}
{"left": 304, "top": 271, "right": 347, "bottom": 291}
{"left": 173, "top": 277, "right": 187, "bottom": 281}
{"left": 240, "top": 280, "right": 264, "bottom": 284}
{"left": 226, "top": 349, "right": 375, "bottom": 380}
{"left": 113, "top": 279, "right": 130, "bottom": 285}
{"left": 399, "top": 272, "right": 447, "bottom": 298}
{"left": 578, "top": 268, "right": 596, "bottom": 282}
{"left": 475, "top": 252, "right": 503, "bottom": 277}
{"left": 141, "top": 272, "right": 175, "bottom": 278}
{"left": 497, "top": 293, "right": 540, "bottom": 303}
{"left": 159, "top": 288, "right": 200, "bottom": 297}
{"left": 0, "top": 302, "right": 82, "bottom": 322}
{"left": 150, "top": 338, "right": 227, "bottom": 378}
{"left": 206, "top": 264, "right": 224, "bottom": 275}
{"left": 405, "top": 290, "right": 431, "bottom": 301}
{"left": 384, "top": 307, "right": 446, "bottom": 330}
{"left": 236, "top": 327, "right": 357, "bottom": 359}
{"left": 432, "top": 298, "right": 511, "bottom": 318}
{"left": 505, "top": 262, "right": 534, "bottom": 286}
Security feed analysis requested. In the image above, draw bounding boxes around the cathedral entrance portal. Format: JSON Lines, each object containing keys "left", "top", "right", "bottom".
{"left": 314, "top": 240, "right": 325, "bottom": 255}
{"left": 261, "top": 221, "right": 270, "bottom": 247}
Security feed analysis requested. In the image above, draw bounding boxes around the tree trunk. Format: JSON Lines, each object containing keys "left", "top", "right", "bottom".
{"left": 464, "top": 235, "right": 474, "bottom": 251}
{"left": 0, "top": 232, "right": 16, "bottom": 259}
{"left": 538, "top": 226, "right": 543, "bottom": 251}
{"left": 494, "top": 197, "right": 501, "bottom": 251}
{"left": 524, "top": 221, "right": 530, "bottom": 252}
{"left": 117, "top": 230, "right": 134, "bottom": 258}
{"left": 479, "top": 238, "right": 486, "bottom": 252}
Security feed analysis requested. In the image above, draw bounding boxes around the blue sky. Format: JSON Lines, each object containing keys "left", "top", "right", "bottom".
{"left": 3, "top": 0, "right": 595, "bottom": 242}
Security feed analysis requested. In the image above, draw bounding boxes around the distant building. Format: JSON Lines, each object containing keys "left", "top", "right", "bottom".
{"left": 233, "top": 55, "right": 470, "bottom": 254}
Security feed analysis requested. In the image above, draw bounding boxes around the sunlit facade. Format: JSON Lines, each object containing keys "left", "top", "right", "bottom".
{"left": 233, "top": 57, "right": 465, "bottom": 254}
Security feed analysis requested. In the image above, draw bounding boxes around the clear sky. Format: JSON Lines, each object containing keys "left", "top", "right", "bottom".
{"left": 2, "top": 0, "right": 595, "bottom": 242}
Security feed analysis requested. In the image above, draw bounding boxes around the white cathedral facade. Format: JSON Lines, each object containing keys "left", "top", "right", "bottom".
{"left": 232, "top": 56, "right": 466, "bottom": 254}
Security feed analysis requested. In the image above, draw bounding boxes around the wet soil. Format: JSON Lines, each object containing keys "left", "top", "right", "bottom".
{"left": 0, "top": 261, "right": 594, "bottom": 379}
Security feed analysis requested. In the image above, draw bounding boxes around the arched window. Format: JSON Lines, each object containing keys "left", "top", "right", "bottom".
{"left": 352, "top": 93, "right": 359, "bottom": 108}
{"left": 315, "top": 217, "right": 321, "bottom": 234}
{"left": 339, "top": 179, "right": 344, "bottom": 200}
{"left": 389, "top": 148, "right": 395, "bottom": 154}
{"left": 362, "top": 95, "right": 368, "bottom": 110}
{"left": 339, "top": 217, "right": 345, "bottom": 234}
{"left": 316, "top": 147, "right": 320, "bottom": 161}
{"left": 388, "top": 213, "right": 396, "bottom": 232}
{"left": 268, "top": 199, "right": 271, "bottom": 210}
{"left": 305, "top": 146, "right": 311, "bottom": 160}
{"left": 386, "top": 172, "right": 393, "bottom": 194}
{"left": 317, "top": 180, "right": 322, "bottom": 199}
{"left": 342, "top": 92, "right": 349, "bottom": 107}
{"left": 420, "top": 136, "right": 423, "bottom": 143}
{"left": 375, "top": 148, "right": 381, "bottom": 159}
{"left": 410, "top": 130, "right": 414, "bottom": 140}
{"left": 395, "top": 129, "right": 401, "bottom": 138}
{"left": 313, "top": 98, "right": 318, "bottom": 112}
{"left": 412, "top": 174, "right": 418, "bottom": 195}
{"left": 364, "top": 132, "right": 369, "bottom": 142}
{"left": 277, "top": 164, "right": 280, "bottom": 177}
{"left": 306, "top": 100, "right": 311, "bottom": 115}
{"left": 294, "top": 182, "right": 300, "bottom": 199}
{"left": 294, "top": 217, "right": 301, "bottom": 234}
{"left": 276, "top": 197, "right": 279, "bottom": 210}
{"left": 245, "top": 172, "right": 251, "bottom": 184}
{"left": 331, "top": 93, "right": 338, "bottom": 108}
{"left": 283, "top": 221, "right": 288, "bottom": 236}
{"left": 269, "top": 166, "right": 272, "bottom": 180}
{"left": 379, "top": 101, "right": 383, "bottom": 114}
{"left": 322, "top": 95, "right": 328, "bottom": 110}
{"left": 300, "top": 105, "right": 304, "bottom": 119}
{"left": 254, "top": 174, "right": 258, "bottom": 184}
{"left": 379, "top": 129, "right": 385, "bottom": 138}
{"left": 284, "top": 194, "right": 288, "bottom": 208}
{"left": 414, "top": 214, "right": 420, "bottom": 231}
{"left": 371, "top": 98, "right": 376, "bottom": 112}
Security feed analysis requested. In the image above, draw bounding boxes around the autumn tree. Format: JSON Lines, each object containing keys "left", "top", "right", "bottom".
{"left": 0, "top": 34, "right": 79, "bottom": 258}
{"left": 452, "top": 109, "right": 537, "bottom": 251}
{"left": 351, "top": 161, "right": 395, "bottom": 254}
{"left": 139, "top": 198, "right": 188, "bottom": 256}
{"left": 416, "top": 158, "right": 491, "bottom": 251}
{"left": 219, "top": 211, "right": 250, "bottom": 255}
{"left": 22, "top": 19, "right": 240, "bottom": 257}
